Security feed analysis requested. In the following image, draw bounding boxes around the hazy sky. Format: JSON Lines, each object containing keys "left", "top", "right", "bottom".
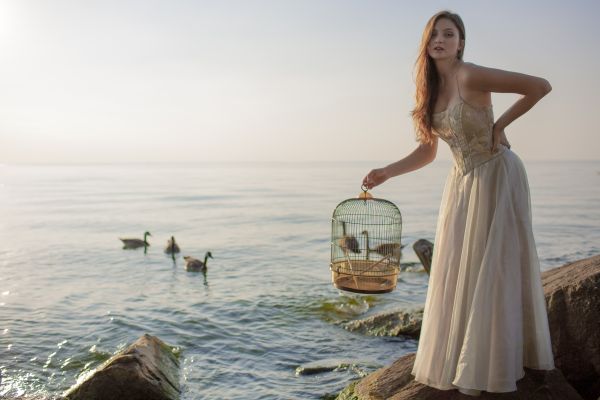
{"left": 1, "top": 0, "right": 598, "bottom": 163}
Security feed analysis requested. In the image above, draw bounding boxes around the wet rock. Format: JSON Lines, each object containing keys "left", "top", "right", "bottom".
{"left": 296, "top": 358, "right": 377, "bottom": 377}
{"left": 413, "top": 239, "right": 433, "bottom": 275}
{"left": 336, "top": 255, "right": 600, "bottom": 399}
{"left": 335, "top": 381, "right": 359, "bottom": 400}
{"left": 341, "top": 307, "right": 423, "bottom": 339}
{"left": 399, "top": 261, "right": 426, "bottom": 273}
{"left": 542, "top": 254, "right": 600, "bottom": 399}
{"left": 63, "top": 334, "right": 180, "bottom": 400}
{"left": 336, "top": 353, "right": 583, "bottom": 400}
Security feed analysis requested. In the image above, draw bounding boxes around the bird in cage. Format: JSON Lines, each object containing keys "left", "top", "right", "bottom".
{"left": 338, "top": 221, "right": 360, "bottom": 254}
{"left": 361, "top": 230, "right": 403, "bottom": 261}
{"left": 373, "top": 242, "right": 404, "bottom": 262}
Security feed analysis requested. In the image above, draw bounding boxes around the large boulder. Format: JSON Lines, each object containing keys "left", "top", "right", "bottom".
{"left": 64, "top": 334, "right": 180, "bottom": 400}
{"left": 337, "top": 353, "right": 583, "bottom": 400}
{"left": 542, "top": 254, "right": 600, "bottom": 399}
{"left": 336, "top": 254, "right": 600, "bottom": 399}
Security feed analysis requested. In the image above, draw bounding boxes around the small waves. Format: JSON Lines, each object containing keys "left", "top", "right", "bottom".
{"left": 1, "top": 161, "right": 597, "bottom": 399}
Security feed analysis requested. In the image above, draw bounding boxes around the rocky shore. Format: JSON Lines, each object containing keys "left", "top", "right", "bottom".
{"left": 335, "top": 254, "right": 600, "bottom": 400}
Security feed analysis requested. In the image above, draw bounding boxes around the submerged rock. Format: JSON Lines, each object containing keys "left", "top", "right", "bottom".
{"left": 296, "top": 358, "right": 377, "bottom": 377}
{"left": 341, "top": 307, "right": 423, "bottom": 338}
{"left": 64, "top": 334, "right": 180, "bottom": 400}
{"left": 8, "top": 397, "right": 61, "bottom": 400}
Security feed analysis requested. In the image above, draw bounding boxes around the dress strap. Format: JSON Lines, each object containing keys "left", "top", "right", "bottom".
{"left": 455, "top": 68, "right": 464, "bottom": 101}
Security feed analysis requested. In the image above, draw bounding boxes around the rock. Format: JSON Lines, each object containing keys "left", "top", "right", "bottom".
{"left": 63, "top": 334, "right": 180, "bottom": 400}
{"left": 321, "top": 394, "right": 344, "bottom": 400}
{"left": 295, "top": 358, "right": 375, "bottom": 377}
{"left": 336, "top": 381, "right": 359, "bottom": 400}
{"left": 337, "top": 353, "right": 583, "bottom": 400}
{"left": 399, "top": 261, "right": 426, "bottom": 273}
{"left": 7, "top": 397, "right": 61, "bottom": 400}
{"left": 542, "top": 254, "right": 600, "bottom": 399}
{"left": 341, "top": 307, "right": 423, "bottom": 338}
{"left": 336, "top": 255, "right": 600, "bottom": 399}
{"left": 413, "top": 239, "right": 433, "bottom": 275}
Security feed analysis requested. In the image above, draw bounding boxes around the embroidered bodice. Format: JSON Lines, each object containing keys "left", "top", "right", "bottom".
{"left": 432, "top": 96, "right": 505, "bottom": 175}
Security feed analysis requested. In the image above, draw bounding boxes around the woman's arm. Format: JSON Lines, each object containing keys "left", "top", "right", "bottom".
{"left": 464, "top": 63, "right": 552, "bottom": 152}
{"left": 362, "top": 138, "right": 438, "bottom": 189}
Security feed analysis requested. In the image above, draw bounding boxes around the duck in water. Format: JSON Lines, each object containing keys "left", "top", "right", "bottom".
{"left": 164, "top": 236, "right": 181, "bottom": 255}
{"left": 119, "top": 231, "right": 151, "bottom": 249}
{"left": 184, "top": 252, "right": 213, "bottom": 272}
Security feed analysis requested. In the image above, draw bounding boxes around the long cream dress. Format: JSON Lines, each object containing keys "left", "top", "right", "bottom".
{"left": 410, "top": 86, "right": 555, "bottom": 392}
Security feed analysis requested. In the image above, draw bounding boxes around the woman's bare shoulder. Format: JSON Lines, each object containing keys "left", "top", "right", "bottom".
{"left": 459, "top": 61, "right": 550, "bottom": 95}
{"left": 458, "top": 62, "right": 491, "bottom": 90}
{"left": 457, "top": 62, "right": 492, "bottom": 103}
{"left": 460, "top": 62, "right": 490, "bottom": 80}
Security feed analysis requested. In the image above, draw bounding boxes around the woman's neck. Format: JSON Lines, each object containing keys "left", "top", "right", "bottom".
{"left": 434, "top": 58, "right": 463, "bottom": 85}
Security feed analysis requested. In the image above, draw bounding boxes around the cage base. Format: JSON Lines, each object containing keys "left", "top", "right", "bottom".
{"left": 332, "top": 273, "right": 397, "bottom": 294}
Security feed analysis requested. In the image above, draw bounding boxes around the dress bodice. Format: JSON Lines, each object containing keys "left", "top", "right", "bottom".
{"left": 432, "top": 99, "right": 505, "bottom": 175}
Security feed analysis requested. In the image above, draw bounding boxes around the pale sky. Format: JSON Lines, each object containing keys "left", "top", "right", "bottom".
{"left": 1, "top": 0, "right": 598, "bottom": 163}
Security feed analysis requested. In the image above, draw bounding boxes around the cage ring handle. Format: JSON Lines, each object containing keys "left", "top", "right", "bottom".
{"left": 359, "top": 184, "right": 373, "bottom": 200}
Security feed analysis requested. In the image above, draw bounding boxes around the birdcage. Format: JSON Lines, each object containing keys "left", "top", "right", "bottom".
{"left": 330, "top": 187, "right": 402, "bottom": 294}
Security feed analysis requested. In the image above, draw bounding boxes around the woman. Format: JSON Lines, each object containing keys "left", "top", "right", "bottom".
{"left": 362, "top": 11, "right": 555, "bottom": 396}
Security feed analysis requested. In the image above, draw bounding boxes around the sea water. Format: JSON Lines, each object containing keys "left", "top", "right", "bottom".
{"left": 0, "top": 160, "right": 598, "bottom": 399}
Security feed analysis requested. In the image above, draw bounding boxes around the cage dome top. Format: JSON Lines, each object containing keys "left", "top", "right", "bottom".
{"left": 332, "top": 187, "right": 402, "bottom": 226}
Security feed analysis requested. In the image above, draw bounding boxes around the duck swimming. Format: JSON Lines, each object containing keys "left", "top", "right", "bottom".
{"left": 119, "top": 231, "right": 151, "bottom": 249}
{"left": 184, "top": 252, "right": 213, "bottom": 272}
{"left": 164, "top": 236, "right": 180, "bottom": 255}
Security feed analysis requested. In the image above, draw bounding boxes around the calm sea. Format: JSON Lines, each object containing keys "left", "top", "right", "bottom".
{"left": 1, "top": 160, "right": 598, "bottom": 399}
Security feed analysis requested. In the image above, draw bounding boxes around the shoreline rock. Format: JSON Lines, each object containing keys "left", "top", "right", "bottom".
{"left": 295, "top": 358, "right": 377, "bottom": 377}
{"left": 64, "top": 334, "right": 180, "bottom": 400}
{"left": 336, "top": 254, "right": 600, "bottom": 399}
{"left": 543, "top": 254, "right": 600, "bottom": 399}
{"left": 338, "top": 353, "right": 583, "bottom": 400}
{"left": 341, "top": 307, "right": 423, "bottom": 338}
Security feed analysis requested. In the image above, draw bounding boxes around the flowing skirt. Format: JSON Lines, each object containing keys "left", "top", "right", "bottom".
{"left": 411, "top": 148, "right": 555, "bottom": 392}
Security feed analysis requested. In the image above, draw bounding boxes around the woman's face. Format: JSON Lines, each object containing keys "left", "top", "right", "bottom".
{"left": 427, "top": 18, "right": 463, "bottom": 60}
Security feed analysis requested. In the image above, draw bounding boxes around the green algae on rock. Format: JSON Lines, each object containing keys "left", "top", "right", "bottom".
{"left": 341, "top": 307, "right": 424, "bottom": 338}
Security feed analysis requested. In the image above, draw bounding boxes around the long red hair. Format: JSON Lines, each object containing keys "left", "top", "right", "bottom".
{"left": 411, "top": 11, "right": 466, "bottom": 144}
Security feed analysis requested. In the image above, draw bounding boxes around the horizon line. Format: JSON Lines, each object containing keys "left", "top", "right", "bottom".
{"left": 2, "top": 158, "right": 600, "bottom": 167}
